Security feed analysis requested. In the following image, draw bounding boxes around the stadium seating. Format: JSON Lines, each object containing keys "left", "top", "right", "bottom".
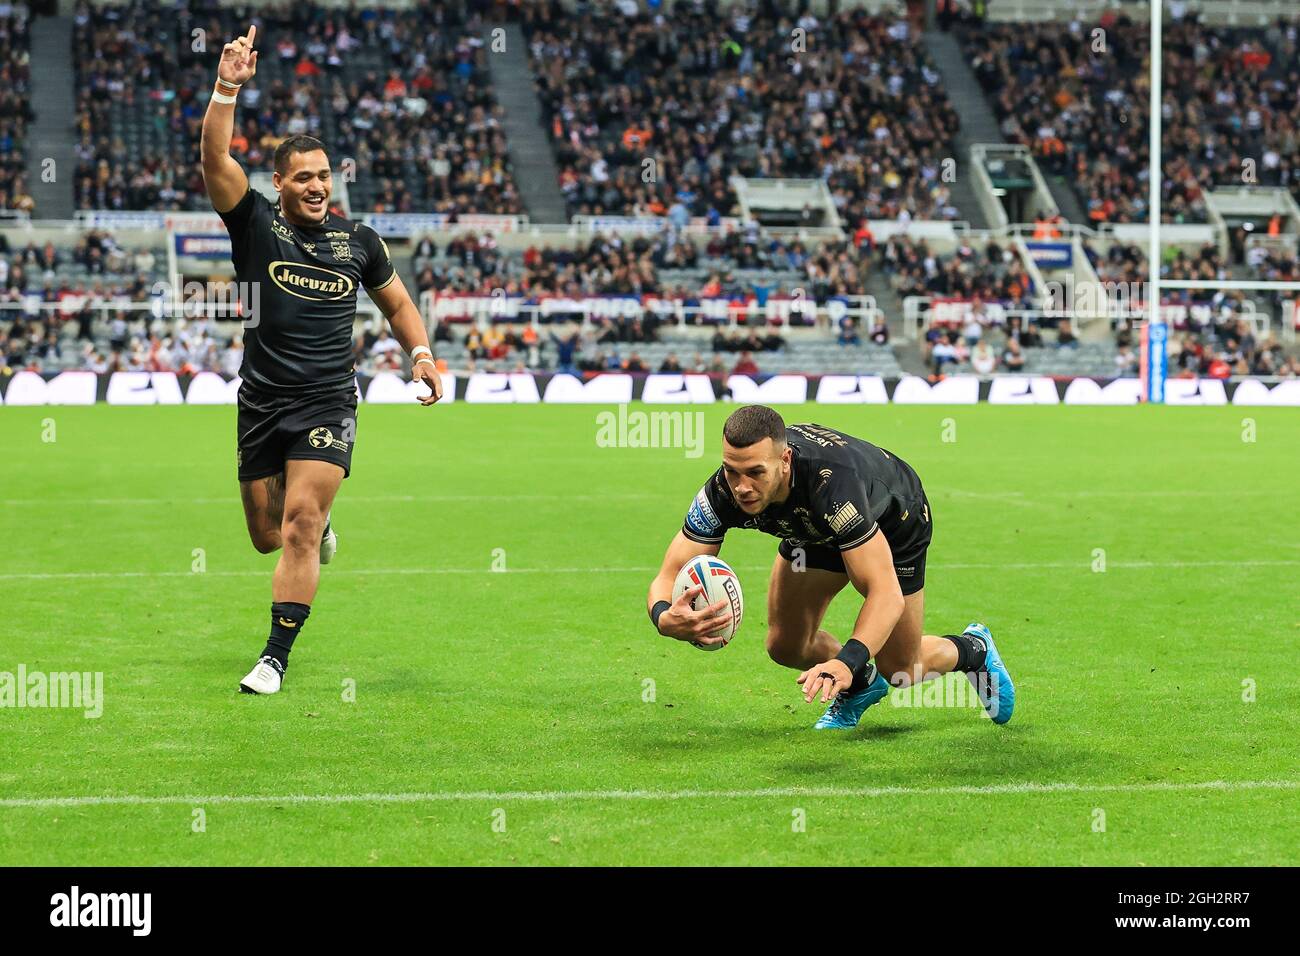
{"left": 3, "top": 1, "right": 1296, "bottom": 385}
{"left": 419, "top": 326, "right": 904, "bottom": 379}
{"left": 958, "top": 15, "right": 1300, "bottom": 223}
{"left": 881, "top": 234, "right": 1034, "bottom": 305}
{"left": 522, "top": 2, "right": 960, "bottom": 223}
{"left": 412, "top": 229, "right": 847, "bottom": 307}
{"left": 72, "top": 0, "right": 522, "bottom": 214}
{"left": 0, "top": 231, "right": 171, "bottom": 373}
{"left": 0, "top": 4, "right": 33, "bottom": 214}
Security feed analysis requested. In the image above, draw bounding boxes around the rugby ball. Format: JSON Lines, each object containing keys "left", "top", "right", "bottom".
{"left": 672, "top": 555, "right": 744, "bottom": 651}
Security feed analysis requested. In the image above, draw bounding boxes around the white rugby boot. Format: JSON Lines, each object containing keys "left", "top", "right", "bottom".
{"left": 239, "top": 655, "right": 285, "bottom": 695}
{"left": 320, "top": 514, "right": 338, "bottom": 565}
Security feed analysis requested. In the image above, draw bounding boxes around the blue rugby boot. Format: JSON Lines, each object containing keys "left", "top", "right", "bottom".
{"left": 814, "top": 668, "right": 890, "bottom": 730}
{"left": 962, "top": 622, "right": 1015, "bottom": 725}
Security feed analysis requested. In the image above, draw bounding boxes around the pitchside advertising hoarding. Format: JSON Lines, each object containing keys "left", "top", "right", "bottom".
{"left": 1, "top": 371, "right": 1297, "bottom": 406}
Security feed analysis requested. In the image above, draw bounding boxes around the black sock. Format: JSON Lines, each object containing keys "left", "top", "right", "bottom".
{"left": 847, "top": 660, "right": 880, "bottom": 694}
{"left": 943, "top": 633, "right": 988, "bottom": 672}
{"left": 263, "top": 601, "right": 310, "bottom": 670}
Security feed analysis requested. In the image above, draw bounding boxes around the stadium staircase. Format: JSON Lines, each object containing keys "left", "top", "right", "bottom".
{"left": 486, "top": 22, "right": 567, "bottom": 224}
{"left": 922, "top": 29, "right": 1086, "bottom": 227}
{"left": 862, "top": 267, "right": 911, "bottom": 352}
{"left": 26, "top": 15, "right": 76, "bottom": 219}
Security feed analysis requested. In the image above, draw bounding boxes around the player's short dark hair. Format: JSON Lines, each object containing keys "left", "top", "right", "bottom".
{"left": 723, "top": 405, "right": 786, "bottom": 449}
{"left": 274, "top": 135, "right": 329, "bottom": 174}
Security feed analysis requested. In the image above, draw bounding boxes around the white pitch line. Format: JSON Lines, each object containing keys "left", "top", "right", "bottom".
{"left": 0, "top": 559, "right": 1296, "bottom": 582}
{"left": 0, "top": 567, "right": 662, "bottom": 581}
{"left": 1, "top": 779, "right": 1296, "bottom": 810}
{"left": 0, "top": 493, "right": 661, "bottom": 506}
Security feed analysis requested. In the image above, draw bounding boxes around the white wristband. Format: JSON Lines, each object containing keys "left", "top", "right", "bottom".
{"left": 212, "top": 89, "right": 239, "bottom": 105}
{"left": 410, "top": 346, "right": 432, "bottom": 361}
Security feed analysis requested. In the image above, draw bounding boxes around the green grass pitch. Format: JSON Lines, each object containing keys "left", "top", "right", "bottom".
{"left": 1, "top": 401, "right": 1297, "bottom": 866}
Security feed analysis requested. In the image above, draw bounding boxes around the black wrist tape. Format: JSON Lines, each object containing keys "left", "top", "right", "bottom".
{"left": 834, "top": 638, "right": 870, "bottom": 675}
{"left": 650, "top": 600, "right": 671, "bottom": 631}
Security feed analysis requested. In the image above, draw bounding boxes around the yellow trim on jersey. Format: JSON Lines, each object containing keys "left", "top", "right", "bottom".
{"left": 365, "top": 270, "right": 397, "bottom": 292}
{"left": 837, "top": 522, "right": 879, "bottom": 552}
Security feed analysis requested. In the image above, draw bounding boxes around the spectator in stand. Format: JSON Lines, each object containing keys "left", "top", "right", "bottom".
{"left": 1004, "top": 316, "right": 1024, "bottom": 347}
{"left": 1176, "top": 334, "right": 1206, "bottom": 376}
{"left": 732, "top": 350, "right": 760, "bottom": 377}
{"left": 1206, "top": 353, "right": 1232, "bottom": 379}
{"left": 931, "top": 334, "right": 958, "bottom": 375}
{"left": 971, "top": 341, "right": 997, "bottom": 376}
{"left": 370, "top": 329, "right": 401, "bottom": 358}
{"left": 962, "top": 308, "right": 985, "bottom": 348}
{"left": 1056, "top": 320, "right": 1078, "bottom": 350}
{"left": 549, "top": 329, "right": 581, "bottom": 375}
{"left": 624, "top": 352, "right": 648, "bottom": 373}
{"left": 1002, "top": 338, "right": 1025, "bottom": 372}
{"left": 869, "top": 317, "right": 889, "bottom": 345}
{"left": 837, "top": 315, "right": 861, "bottom": 346}
{"left": 1115, "top": 346, "right": 1137, "bottom": 375}
{"left": 1250, "top": 347, "right": 1276, "bottom": 376}
{"left": 466, "top": 327, "right": 485, "bottom": 360}
{"left": 659, "top": 353, "right": 682, "bottom": 373}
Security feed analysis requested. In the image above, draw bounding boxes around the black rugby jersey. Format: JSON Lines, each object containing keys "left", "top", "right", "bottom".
{"left": 219, "top": 188, "right": 396, "bottom": 394}
{"left": 682, "top": 423, "right": 928, "bottom": 553}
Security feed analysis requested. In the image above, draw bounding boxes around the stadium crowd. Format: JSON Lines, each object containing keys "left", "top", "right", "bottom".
{"left": 523, "top": 0, "right": 959, "bottom": 223}
{"left": 410, "top": 226, "right": 868, "bottom": 325}
{"left": 72, "top": 0, "right": 521, "bottom": 215}
{"left": 0, "top": 3, "right": 33, "bottom": 215}
{"left": 961, "top": 13, "right": 1300, "bottom": 223}
{"left": 880, "top": 234, "right": 1034, "bottom": 308}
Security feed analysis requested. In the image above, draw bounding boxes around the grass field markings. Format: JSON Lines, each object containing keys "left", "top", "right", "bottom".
{"left": 0, "top": 493, "right": 664, "bottom": 506}
{"left": 2, "top": 559, "right": 1297, "bottom": 582}
{"left": 1, "top": 779, "right": 1296, "bottom": 810}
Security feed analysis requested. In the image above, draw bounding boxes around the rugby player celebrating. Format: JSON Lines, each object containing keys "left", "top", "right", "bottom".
{"left": 647, "top": 405, "right": 1015, "bottom": 729}
{"left": 201, "top": 26, "right": 443, "bottom": 694}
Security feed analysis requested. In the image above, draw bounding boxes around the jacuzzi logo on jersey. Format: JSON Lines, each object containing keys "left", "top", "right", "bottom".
{"left": 268, "top": 261, "right": 355, "bottom": 300}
